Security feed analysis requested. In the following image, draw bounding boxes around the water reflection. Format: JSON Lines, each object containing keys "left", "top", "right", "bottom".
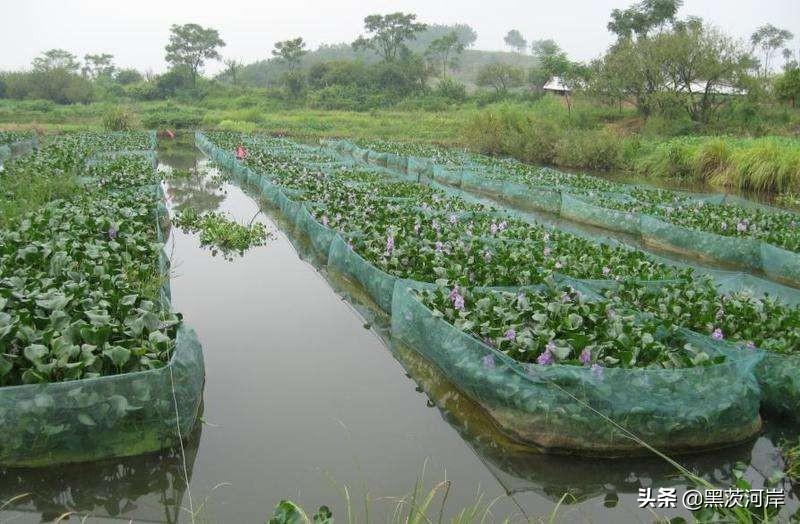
{"left": 390, "top": 339, "right": 800, "bottom": 518}
{"left": 166, "top": 173, "right": 227, "bottom": 215}
{"left": 0, "top": 423, "right": 202, "bottom": 523}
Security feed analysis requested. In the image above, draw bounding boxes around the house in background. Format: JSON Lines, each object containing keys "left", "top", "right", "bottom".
{"left": 542, "top": 76, "right": 570, "bottom": 95}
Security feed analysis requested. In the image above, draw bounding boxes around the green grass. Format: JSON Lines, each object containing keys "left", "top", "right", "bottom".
{"left": 3, "top": 94, "right": 799, "bottom": 193}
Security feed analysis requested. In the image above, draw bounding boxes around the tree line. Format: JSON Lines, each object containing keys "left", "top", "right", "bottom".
{"left": 0, "top": 1, "right": 797, "bottom": 118}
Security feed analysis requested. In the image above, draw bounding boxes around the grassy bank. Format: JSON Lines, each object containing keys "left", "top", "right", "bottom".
{"left": 0, "top": 99, "right": 472, "bottom": 144}
{"left": 3, "top": 95, "right": 799, "bottom": 192}
{"left": 464, "top": 101, "right": 800, "bottom": 193}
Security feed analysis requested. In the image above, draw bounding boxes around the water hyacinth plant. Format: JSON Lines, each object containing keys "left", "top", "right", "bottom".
{"left": 418, "top": 285, "right": 720, "bottom": 369}
{"left": 173, "top": 208, "right": 272, "bottom": 260}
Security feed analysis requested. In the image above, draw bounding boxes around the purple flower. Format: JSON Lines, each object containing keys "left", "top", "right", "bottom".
{"left": 721, "top": 222, "right": 728, "bottom": 231}
{"left": 432, "top": 220, "right": 440, "bottom": 231}
{"left": 414, "top": 222, "right": 421, "bottom": 235}
{"left": 483, "top": 250, "right": 492, "bottom": 262}
{"left": 579, "top": 348, "right": 591, "bottom": 365}
{"left": 453, "top": 295, "right": 465, "bottom": 311}
{"left": 321, "top": 215, "right": 329, "bottom": 227}
{"left": 490, "top": 222, "right": 498, "bottom": 235}
{"left": 482, "top": 354, "right": 495, "bottom": 369}
{"left": 504, "top": 328, "right": 516, "bottom": 341}
{"left": 736, "top": 221, "right": 747, "bottom": 233}
{"left": 537, "top": 347, "right": 554, "bottom": 366}
{"left": 543, "top": 247, "right": 552, "bottom": 257}
{"left": 498, "top": 220, "right": 507, "bottom": 232}
{"left": 385, "top": 234, "right": 395, "bottom": 254}
{"left": 602, "top": 266, "right": 611, "bottom": 276}
{"left": 449, "top": 287, "right": 465, "bottom": 311}
{"left": 606, "top": 308, "right": 616, "bottom": 319}
{"left": 435, "top": 241, "right": 444, "bottom": 253}
{"left": 711, "top": 328, "right": 724, "bottom": 340}
{"left": 543, "top": 232, "right": 551, "bottom": 242}
{"left": 555, "top": 261, "right": 563, "bottom": 269}
{"left": 745, "top": 341, "right": 756, "bottom": 350}
{"left": 591, "top": 363, "right": 604, "bottom": 379}
{"left": 449, "top": 214, "right": 458, "bottom": 224}
{"left": 482, "top": 336, "right": 496, "bottom": 348}
{"left": 108, "top": 227, "right": 118, "bottom": 240}
{"left": 561, "top": 292, "right": 571, "bottom": 303}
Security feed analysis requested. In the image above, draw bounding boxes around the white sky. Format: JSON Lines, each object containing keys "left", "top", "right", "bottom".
{"left": 1, "top": 0, "right": 798, "bottom": 74}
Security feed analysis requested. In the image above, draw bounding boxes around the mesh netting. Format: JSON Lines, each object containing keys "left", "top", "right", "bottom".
{"left": 640, "top": 215, "right": 763, "bottom": 270}
{"left": 0, "top": 146, "right": 204, "bottom": 467}
{"left": 0, "top": 325, "right": 204, "bottom": 467}
{"left": 199, "top": 132, "right": 799, "bottom": 444}
{"left": 390, "top": 282, "right": 762, "bottom": 455}
{"left": 329, "top": 139, "right": 800, "bottom": 289}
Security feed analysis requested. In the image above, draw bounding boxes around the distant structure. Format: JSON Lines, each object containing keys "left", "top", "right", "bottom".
{"left": 542, "top": 76, "right": 745, "bottom": 97}
{"left": 542, "top": 76, "right": 570, "bottom": 95}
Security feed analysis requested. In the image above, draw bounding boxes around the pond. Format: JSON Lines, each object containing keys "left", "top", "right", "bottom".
{"left": 1, "top": 138, "right": 797, "bottom": 523}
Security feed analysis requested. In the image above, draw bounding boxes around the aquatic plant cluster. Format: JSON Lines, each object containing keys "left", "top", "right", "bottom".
{"left": 201, "top": 131, "right": 770, "bottom": 457}
{"left": 203, "top": 132, "right": 800, "bottom": 371}
{"left": 173, "top": 208, "right": 272, "bottom": 259}
{"left": 355, "top": 138, "right": 800, "bottom": 254}
{"left": 0, "top": 132, "right": 181, "bottom": 386}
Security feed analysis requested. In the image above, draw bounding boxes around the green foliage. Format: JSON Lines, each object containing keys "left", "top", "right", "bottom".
{"left": 268, "top": 500, "right": 332, "bottom": 524}
{"left": 115, "top": 68, "right": 143, "bottom": 85}
{"left": 420, "top": 285, "right": 716, "bottom": 368}
{"left": 435, "top": 77, "right": 467, "bottom": 102}
{"left": 102, "top": 106, "right": 140, "bottom": 131}
{"left": 503, "top": 29, "right": 527, "bottom": 53}
{"left": 607, "top": 0, "right": 682, "bottom": 40}
{"left": 774, "top": 68, "right": 800, "bottom": 108}
{"left": 424, "top": 30, "right": 465, "bottom": 78}
{"left": 784, "top": 439, "right": 800, "bottom": 482}
{"left": 173, "top": 208, "right": 271, "bottom": 259}
{"left": 139, "top": 102, "right": 205, "bottom": 129}
{"left": 272, "top": 38, "right": 307, "bottom": 69}
{"left": 475, "top": 63, "right": 524, "bottom": 94}
{"left": 594, "top": 18, "right": 753, "bottom": 123}
{"left": 164, "top": 23, "right": 226, "bottom": 85}
{"left": 352, "top": 12, "right": 427, "bottom": 62}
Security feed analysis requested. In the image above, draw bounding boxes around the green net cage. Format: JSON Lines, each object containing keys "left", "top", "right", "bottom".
{"left": 391, "top": 282, "right": 762, "bottom": 455}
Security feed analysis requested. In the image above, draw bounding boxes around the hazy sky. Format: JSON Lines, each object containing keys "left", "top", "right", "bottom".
{"left": 1, "top": 0, "right": 798, "bottom": 74}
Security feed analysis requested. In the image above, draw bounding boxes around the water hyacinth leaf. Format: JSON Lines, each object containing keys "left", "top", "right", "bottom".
{"left": 103, "top": 346, "right": 131, "bottom": 369}
{"left": 77, "top": 413, "right": 96, "bottom": 427}
{"left": 0, "top": 356, "right": 12, "bottom": 378}
{"left": 0, "top": 312, "right": 14, "bottom": 339}
{"left": 268, "top": 500, "right": 306, "bottom": 524}
{"left": 35, "top": 291, "right": 70, "bottom": 311}
{"left": 24, "top": 344, "right": 48, "bottom": 363}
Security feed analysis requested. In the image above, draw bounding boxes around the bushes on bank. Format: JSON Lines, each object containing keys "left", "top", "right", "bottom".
{"left": 465, "top": 103, "right": 800, "bottom": 191}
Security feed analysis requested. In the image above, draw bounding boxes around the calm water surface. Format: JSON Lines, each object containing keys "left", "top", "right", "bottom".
{"left": 0, "top": 140, "right": 797, "bottom": 523}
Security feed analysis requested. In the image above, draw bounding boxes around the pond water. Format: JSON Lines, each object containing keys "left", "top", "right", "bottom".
{"left": 1, "top": 138, "right": 798, "bottom": 523}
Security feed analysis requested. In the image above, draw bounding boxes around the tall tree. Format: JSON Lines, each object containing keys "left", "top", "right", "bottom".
{"left": 594, "top": 18, "right": 753, "bottom": 123}
{"left": 352, "top": 12, "right": 427, "bottom": 61}
{"left": 504, "top": 30, "right": 527, "bottom": 54}
{"left": 82, "top": 53, "right": 116, "bottom": 79}
{"left": 32, "top": 49, "right": 80, "bottom": 72}
{"left": 272, "top": 37, "right": 307, "bottom": 69}
{"left": 424, "top": 31, "right": 465, "bottom": 78}
{"left": 750, "top": 24, "right": 794, "bottom": 77}
{"left": 531, "top": 39, "right": 571, "bottom": 80}
{"left": 165, "top": 23, "right": 225, "bottom": 86}
{"left": 223, "top": 59, "right": 243, "bottom": 85}
{"left": 476, "top": 63, "right": 524, "bottom": 94}
{"left": 608, "top": 0, "right": 683, "bottom": 40}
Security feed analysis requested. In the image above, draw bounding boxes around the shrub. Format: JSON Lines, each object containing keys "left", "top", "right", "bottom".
{"left": 435, "top": 78, "right": 467, "bottom": 102}
{"left": 102, "top": 106, "right": 140, "bottom": 131}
